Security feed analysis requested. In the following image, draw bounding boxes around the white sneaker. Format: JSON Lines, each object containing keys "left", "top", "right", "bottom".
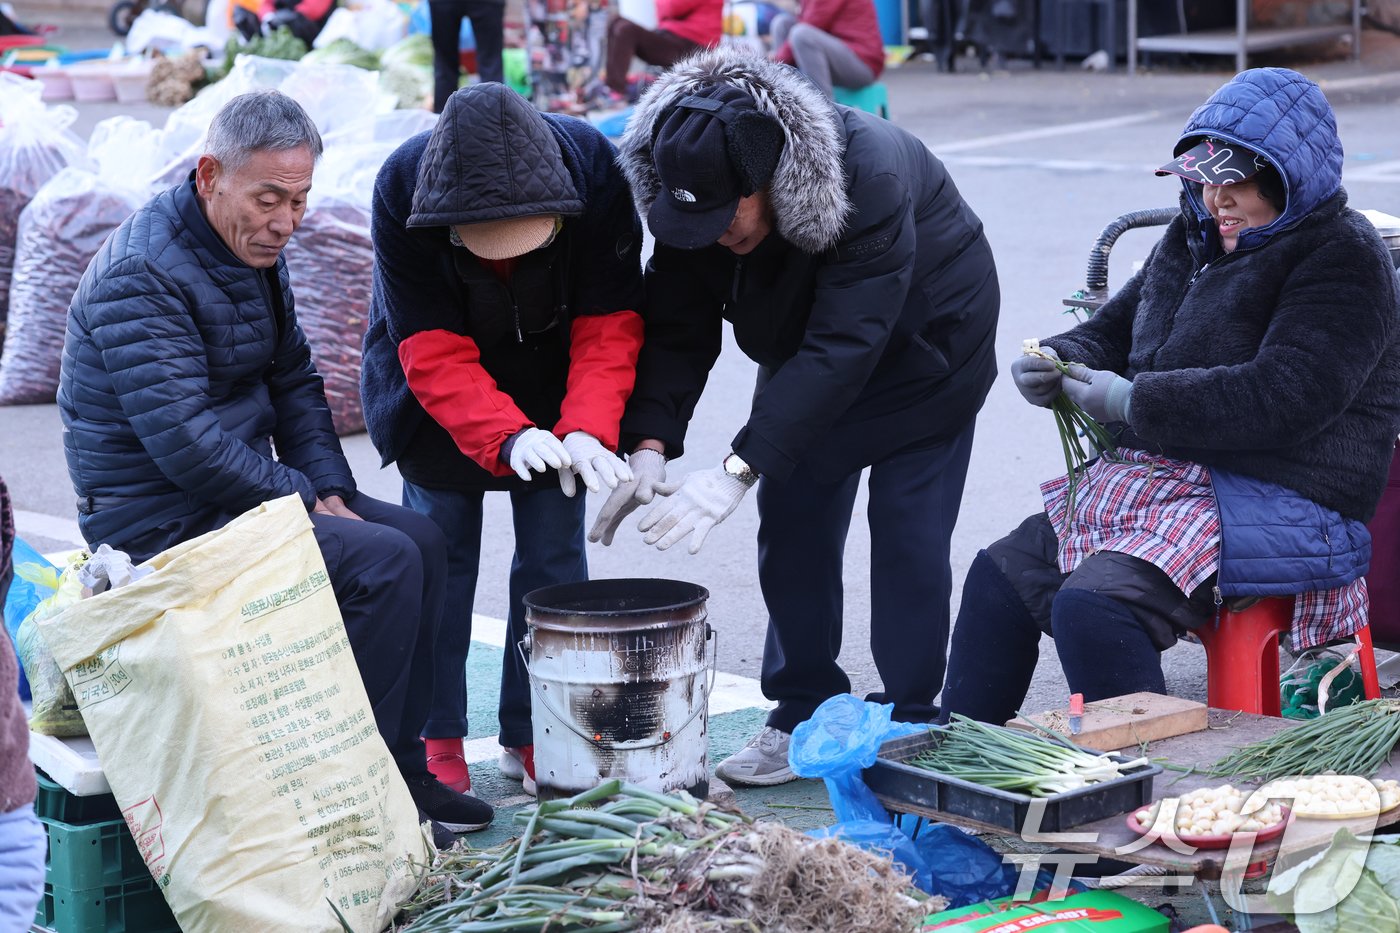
{"left": 714, "top": 726, "right": 797, "bottom": 786}
{"left": 498, "top": 746, "right": 537, "bottom": 796}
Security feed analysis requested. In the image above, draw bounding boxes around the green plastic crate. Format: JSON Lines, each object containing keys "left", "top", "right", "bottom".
{"left": 35, "top": 875, "right": 179, "bottom": 933}
{"left": 33, "top": 771, "right": 123, "bottom": 826}
{"left": 42, "top": 816, "right": 151, "bottom": 891}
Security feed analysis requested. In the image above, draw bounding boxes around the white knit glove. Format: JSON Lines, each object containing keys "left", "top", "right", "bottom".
{"left": 507, "top": 427, "right": 571, "bottom": 482}
{"left": 587, "top": 448, "right": 667, "bottom": 545}
{"left": 558, "top": 431, "right": 633, "bottom": 498}
{"left": 638, "top": 465, "right": 751, "bottom": 554}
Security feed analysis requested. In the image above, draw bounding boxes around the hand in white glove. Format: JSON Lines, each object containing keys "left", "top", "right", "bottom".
{"left": 587, "top": 448, "right": 667, "bottom": 545}
{"left": 507, "top": 427, "right": 571, "bottom": 482}
{"left": 558, "top": 431, "right": 633, "bottom": 498}
{"left": 637, "top": 465, "right": 751, "bottom": 554}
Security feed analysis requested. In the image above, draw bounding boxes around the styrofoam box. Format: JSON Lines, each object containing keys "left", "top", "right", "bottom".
{"left": 28, "top": 731, "right": 112, "bottom": 798}
{"left": 66, "top": 63, "right": 115, "bottom": 102}
{"left": 35, "top": 67, "right": 73, "bottom": 102}
{"left": 110, "top": 60, "right": 153, "bottom": 104}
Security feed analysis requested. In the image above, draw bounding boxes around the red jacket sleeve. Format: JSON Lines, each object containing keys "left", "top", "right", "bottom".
{"left": 398, "top": 329, "right": 531, "bottom": 477}
{"left": 553, "top": 311, "right": 644, "bottom": 451}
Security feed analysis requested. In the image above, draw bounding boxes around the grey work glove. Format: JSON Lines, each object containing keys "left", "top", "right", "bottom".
{"left": 507, "top": 427, "right": 571, "bottom": 482}
{"left": 638, "top": 465, "right": 751, "bottom": 555}
{"left": 558, "top": 431, "right": 633, "bottom": 498}
{"left": 1011, "top": 346, "right": 1063, "bottom": 408}
{"left": 1062, "top": 364, "right": 1134, "bottom": 424}
{"left": 587, "top": 448, "right": 667, "bottom": 545}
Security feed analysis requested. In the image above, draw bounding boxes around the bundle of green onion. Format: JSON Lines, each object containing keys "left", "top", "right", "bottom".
{"left": 1208, "top": 698, "right": 1400, "bottom": 782}
{"left": 393, "top": 779, "right": 929, "bottom": 932}
{"left": 1022, "top": 340, "right": 1119, "bottom": 520}
{"left": 908, "top": 716, "right": 1149, "bottom": 797}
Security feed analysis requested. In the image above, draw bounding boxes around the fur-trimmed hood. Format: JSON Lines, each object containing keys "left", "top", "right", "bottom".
{"left": 619, "top": 48, "right": 851, "bottom": 255}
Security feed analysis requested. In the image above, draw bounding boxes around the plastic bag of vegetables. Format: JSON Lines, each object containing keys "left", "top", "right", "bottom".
{"left": 16, "top": 552, "right": 88, "bottom": 737}
{"left": 282, "top": 111, "right": 434, "bottom": 434}
{"left": 0, "top": 73, "right": 85, "bottom": 349}
{"left": 0, "top": 117, "right": 159, "bottom": 405}
{"left": 378, "top": 33, "right": 432, "bottom": 110}
{"left": 301, "top": 37, "right": 381, "bottom": 71}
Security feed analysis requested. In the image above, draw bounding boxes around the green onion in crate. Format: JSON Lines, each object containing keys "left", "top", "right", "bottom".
{"left": 909, "top": 716, "right": 1150, "bottom": 797}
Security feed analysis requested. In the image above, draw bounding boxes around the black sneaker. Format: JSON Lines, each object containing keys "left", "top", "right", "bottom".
{"left": 417, "top": 809, "right": 459, "bottom": 850}
{"left": 407, "top": 774, "right": 494, "bottom": 833}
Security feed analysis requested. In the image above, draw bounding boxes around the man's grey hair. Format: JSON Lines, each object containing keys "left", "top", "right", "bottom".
{"left": 205, "top": 90, "right": 323, "bottom": 172}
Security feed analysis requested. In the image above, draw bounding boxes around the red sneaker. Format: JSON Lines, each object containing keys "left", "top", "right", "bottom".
{"left": 499, "top": 745, "right": 537, "bottom": 796}
{"left": 424, "top": 737, "right": 471, "bottom": 794}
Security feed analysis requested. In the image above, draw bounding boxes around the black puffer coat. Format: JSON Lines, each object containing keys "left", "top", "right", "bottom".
{"left": 616, "top": 49, "right": 999, "bottom": 483}
{"left": 58, "top": 178, "right": 354, "bottom": 551}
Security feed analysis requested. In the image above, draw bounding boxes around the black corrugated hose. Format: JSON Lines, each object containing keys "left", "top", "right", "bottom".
{"left": 1085, "top": 207, "right": 1179, "bottom": 292}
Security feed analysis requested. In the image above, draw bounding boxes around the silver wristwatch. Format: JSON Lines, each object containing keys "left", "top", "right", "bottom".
{"left": 722, "top": 452, "right": 758, "bottom": 487}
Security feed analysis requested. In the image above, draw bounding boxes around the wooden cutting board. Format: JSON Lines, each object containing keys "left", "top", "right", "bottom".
{"left": 1005, "top": 692, "right": 1209, "bottom": 752}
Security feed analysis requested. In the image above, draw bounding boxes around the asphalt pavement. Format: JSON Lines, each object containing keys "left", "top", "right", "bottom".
{"left": 5, "top": 18, "right": 1400, "bottom": 731}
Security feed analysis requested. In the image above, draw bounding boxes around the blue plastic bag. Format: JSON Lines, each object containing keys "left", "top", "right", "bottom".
{"left": 3, "top": 538, "right": 57, "bottom": 702}
{"left": 791, "top": 696, "right": 1081, "bottom": 906}
{"left": 788, "top": 693, "right": 923, "bottom": 823}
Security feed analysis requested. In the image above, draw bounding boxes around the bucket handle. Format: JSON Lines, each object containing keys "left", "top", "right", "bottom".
{"left": 519, "top": 623, "right": 718, "bottom": 751}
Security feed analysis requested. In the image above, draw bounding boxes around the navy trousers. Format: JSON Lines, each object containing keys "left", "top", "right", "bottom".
{"left": 402, "top": 481, "right": 587, "bottom": 748}
{"left": 429, "top": 0, "right": 506, "bottom": 112}
{"left": 118, "top": 492, "right": 447, "bottom": 779}
{"left": 940, "top": 512, "right": 1217, "bottom": 726}
{"left": 756, "top": 422, "right": 977, "bottom": 733}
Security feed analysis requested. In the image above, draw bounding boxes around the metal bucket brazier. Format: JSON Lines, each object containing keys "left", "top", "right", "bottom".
{"left": 522, "top": 578, "right": 713, "bottom": 800}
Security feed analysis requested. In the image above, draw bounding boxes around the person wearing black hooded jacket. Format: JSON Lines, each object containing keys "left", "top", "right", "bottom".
{"left": 598, "top": 48, "right": 1000, "bottom": 786}
{"left": 941, "top": 68, "right": 1400, "bottom": 727}
{"left": 362, "top": 83, "right": 645, "bottom": 797}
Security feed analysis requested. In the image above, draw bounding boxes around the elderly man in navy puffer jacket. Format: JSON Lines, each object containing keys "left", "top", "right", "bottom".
{"left": 57, "top": 90, "right": 492, "bottom": 843}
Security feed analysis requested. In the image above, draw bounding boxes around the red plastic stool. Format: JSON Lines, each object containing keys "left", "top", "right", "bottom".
{"left": 1194, "top": 597, "right": 1381, "bottom": 716}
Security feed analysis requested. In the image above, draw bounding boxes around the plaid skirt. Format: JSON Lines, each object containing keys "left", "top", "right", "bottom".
{"left": 1040, "top": 449, "right": 1367, "bottom": 653}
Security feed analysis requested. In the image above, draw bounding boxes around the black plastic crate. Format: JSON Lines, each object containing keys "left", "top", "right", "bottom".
{"left": 862, "top": 728, "right": 1161, "bottom": 834}
{"left": 33, "top": 770, "right": 123, "bottom": 826}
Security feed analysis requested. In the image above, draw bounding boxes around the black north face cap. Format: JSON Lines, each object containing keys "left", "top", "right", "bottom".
{"left": 647, "top": 89, "right": 751, "bottom": 249}
{"left": 1156, "top": 137, "right": 1269, "bottom": 186}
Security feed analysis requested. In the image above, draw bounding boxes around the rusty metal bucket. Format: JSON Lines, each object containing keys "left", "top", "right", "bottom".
{"left": 522, "top": 578, "right": 713, "bottom": 800}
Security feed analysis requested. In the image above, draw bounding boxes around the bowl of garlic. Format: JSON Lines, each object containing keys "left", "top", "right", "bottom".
{"left": 1248, "top": 776, "right": 1400, "bottom": 820}
{"left": 1128, "top": 783, "right": 1291, "bottom": 848}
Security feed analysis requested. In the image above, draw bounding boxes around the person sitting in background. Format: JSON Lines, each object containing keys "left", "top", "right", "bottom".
{"left": 769, "top": 0, "right": 883, "bottom": 98}
{"left": 57, "top": 90, "right": 492, "bottom": 845}
{"left": 603, "top": 0, "right": 723, "bottom": 103}
{"left": 427, "top": 0, "right": 505, "bottom": 113}
{"left": 232, "top": 0, "right": 337, "bottom": 46}
{"left": 0, "top": 478, "right": 46, "bottom": 931}
{"left": 940, "top": 68, "right": 1400, "bottom": 727}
